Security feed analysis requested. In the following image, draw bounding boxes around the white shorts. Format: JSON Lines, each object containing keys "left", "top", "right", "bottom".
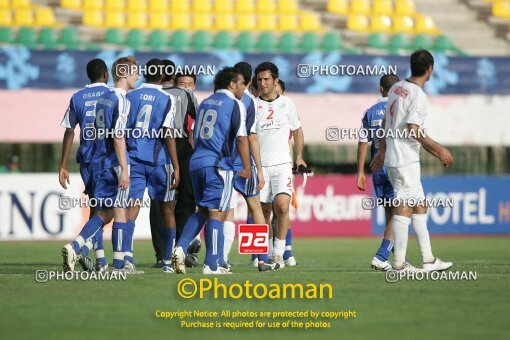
{"left": 387, "top": 162, "right": 425, "bottom": 200}
{"left": 260, "top": 163, "right": 293, "bottom": 203}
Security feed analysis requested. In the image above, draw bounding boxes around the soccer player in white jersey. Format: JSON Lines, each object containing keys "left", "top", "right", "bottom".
{"left": 255, "top": 62, "right": 307, "bottom": 268}
{"left": 371, "top": 50, "right": 454, "bottom": 273}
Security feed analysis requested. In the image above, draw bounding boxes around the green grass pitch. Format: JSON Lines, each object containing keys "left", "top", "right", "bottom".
{"left": 1, "top": 237, "right": 508, "bottom": 340}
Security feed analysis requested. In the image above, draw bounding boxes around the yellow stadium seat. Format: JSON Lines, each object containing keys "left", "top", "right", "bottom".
{"left": 0, "top": 9, "right": 12, "bottom": 25}
{"left": 192, "top": 13, "right": 212, "bottom": 30}
{"left": 105, "top": 0, "right": 124, "bottom": 11}
{"left": 414, "top": 15, "right": 438, "bottom": 34}
{"left": 235, "top": 0, "right": 254, "bottom": 14}
{"left": 256, "top": 0, "right": 275, "bottom": 14}
{"left": 127, "top": 12, "right": 147, "bottom": 28}
{"left": 215, "top": 13, "right": 234, "bottom": 30}
{"left": 83, "top": 0, "right": 103, "bottom": 11}
{"left": 370, "top": 15, "right": 391, "bottom": 33}
{"left": 12, "top": 0, "right": 30, "bottom": 9}
{"left": 395, "top": 0, "right": 415, "bottom": 16}
{"left": 193, "top": 0, "right": 212, "bottom": 13}
{"left": 347, "top": 14, "right": 369, "bottom": 31}
{"left": 170, "top": 0, "right": 190, "bottom": 13}
{"left": 351, "top": 0, "right": 371, "bottom": 15}
{"left": 128, "top": 0, "right": 146, "bottom": 12}
{"left": 104, "top": 11, "right": 124, "bottom": 28}
{"left": 279, "top": 0, "right": 298, "bottom": 14}
{"left": 257, "top": 14, "right": 277, "bottom": 30}
{"left": 236, "top": 13, "right": 255, "bottom": 30}
{"left": 169, "top": 13, "right": 191, "bottom": 29}
{"left": 149, "top": 0, "right": 167, "bottom": 12}
{"left": 392, "top": 15, "right": 413, "bottom": 33}
{"left": 83, "top": 10, "right": 103, "bottom": 26}
{"left": 327, "top": 0, "right": 348, "bottom": 15}
{"left": 493, "top": 0, "right": 510, "bottom": 19}
{"left": 35, "top": 7, "right": 56, "bottom": 26}
{"left": 300, "top": 11, "right": 321, "bottom": 31}
{"left": 148, "top": 12, "right": 168, "bottom": 29}
{"left": 14, "top": 9, "right": 33, "bottom": 26}
{"left": 0, "top": 0, "right": 9, "bottom": 9}
{"left": 61, "top": 0, "right": 82, "bottom": 10}
{"left": 372, "top": 0, "right": 393, "bottom": 15}
{"left": 214, "top": 0, "right": 233, "bottom": 13}
{"left": 279, "top": 14, "right": 298, "bottom": 31}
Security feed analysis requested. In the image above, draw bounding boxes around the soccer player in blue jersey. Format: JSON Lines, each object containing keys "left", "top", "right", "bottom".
{"left": 172, "top": 67, "right": 251, "bottom": 275}
{"left": 59, "top": 58, "right": 110, "bottom": 272}
{"left": 126, "top": 58, "right": 180, "bottom": 274}
{"left": 220, "top": 61, "right": 279, "bottom": 272}
{"left": 89, "top": 56, "right": 136, "bottom": 273}
{"left": 356, "top": 74, "right": 400, "bottom": 271}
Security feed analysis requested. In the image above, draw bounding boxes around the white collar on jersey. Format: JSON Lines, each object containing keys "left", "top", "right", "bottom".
{"left": 140, "top": 83, "right": 163, "bottom": 89}
{"left": 216, "top": 89, "right": 236, "bottom": 100}
{"left": 113, "top": 87, "right": 127, "bottom": 95}
{"left": 377, "top": 97, "right": 388, "bottom": 103}
{"left": 86, "top": 82, "right": 108, "bottom": 88}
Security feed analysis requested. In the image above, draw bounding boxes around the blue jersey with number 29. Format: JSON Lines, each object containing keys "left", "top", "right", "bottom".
{"left": 190, "top": 89, "right": 247, "bottom": 172}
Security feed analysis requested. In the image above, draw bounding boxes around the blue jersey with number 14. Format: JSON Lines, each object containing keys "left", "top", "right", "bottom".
{"left": 190, "top": 89, "right": 247, "bottom": 172}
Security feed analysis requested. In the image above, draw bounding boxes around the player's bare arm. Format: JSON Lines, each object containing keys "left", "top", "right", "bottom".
{"left": 165, "top": 133, "right": 180, "bottom": 189}
{"left": 236, "top": 135, "right": 251, "bottom": 179}
{"left": 113, "top": 135, "right": 130, "bottom": 189}
{"left": 59, "top": 128, "right": 75, "bottom": 189}
{"left": 409, "top": 123, "right": 454, "bottom": 167}
{"left": 356, "top": 141, "right": 368, "bottom": 191}
{"left": 292, "top": 127, "right": 307, "bottom": 168}
{"left": 247, "top": 133, "right": 265, "bottom": 190}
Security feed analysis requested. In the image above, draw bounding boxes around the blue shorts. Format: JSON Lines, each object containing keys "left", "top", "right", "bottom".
{"left": 234, "top": 166, "right": 259, "bottom": 198}
{"left": 191, "top": 167, "right": 233, "bottom": 212}
{"left": 374, "top": 180, "right": 395, "bottom": 201}
{"left": 129, "top": 163, "right": 176, "bottom": 202}
{"left": 80, "top": 163, "right": 94, "bottom": 196}
{"left": 93, "top": 166, "right": 130, "bottom": 208}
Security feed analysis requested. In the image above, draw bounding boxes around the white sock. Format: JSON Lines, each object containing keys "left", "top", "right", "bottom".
{"left": 393, "top": 215, "right": 411, "bottom": 268}
{"left": 223, "top": 221, "right": 235, "bottom": 262}
{"left": 268, "top": 238, "right": 274, "bottom": 259}
{"left": 74, "top": 235, "right": 85, "bottom": 248}
{"left": 273, "top": 238, "right": 286, "bottom": 258}
{"left": 411, "top": 214, "right": 435, "bottom": 263}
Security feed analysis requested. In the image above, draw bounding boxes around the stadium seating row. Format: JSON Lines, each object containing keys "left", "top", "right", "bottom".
{"left": 492, "top": 0, "right": 510, "bottom": 19}
{"left": 0, "top": 7, "right": 57, "bottom": 27}
{"left": 368, "top": 32, "right": 464, "bottom": 55}
{"left": 328, "top": 0, "right": 417, "bottom": 16}
{"left": 0, "top": 26, "right": 80, "bottom": 48}
{"left": 347, "top": 14, "right": 439, "bottom": 34}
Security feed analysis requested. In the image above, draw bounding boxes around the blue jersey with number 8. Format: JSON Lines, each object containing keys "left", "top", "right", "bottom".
{"left": 190, "top": 89, "right": 247, "bottom": 171}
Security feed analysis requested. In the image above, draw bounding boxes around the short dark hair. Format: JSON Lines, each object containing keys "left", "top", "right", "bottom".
{"left": 410, "top": 49, "right": 434, "bottom": 77}
{"left": 214, "top": 67, "right": 241, "bottom": 92}
{"left": 144, "top": 58, "right": 163, "bottom": 83}
{"left": 86, "top": 58, "right": 107, "bottom": 82}
{"left": 254, "top": 61, "right": 279, "bottom": 79}
{"left": 380, "top": 74, "right": 399, "bottom": 92}
{"left": 162, "top": 59, "right": 175, "bottom": 82}
{"left": 278, "top": 79, "right": 286, "bottom": 93}
{"left": 175, "top": 71, "right": 196, "bottom": 85}
{"left": 234, "top": 61, "right": 252, "bottom": 85}
{"left": 251, "top": 76, "right": 258, "bottom": 90}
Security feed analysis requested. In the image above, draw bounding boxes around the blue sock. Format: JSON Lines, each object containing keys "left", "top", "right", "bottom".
{"left": 218, "top": 225, "right": 226, "bottom": 266}
{"left": 124, "top": 220, "right": 135, "bottom": 264}
{"left": 204, "top": 219, "right": 222, "bottom": 271}
{"left": 247, "top": 216, "right": 258, "bottom": 261}
{"left": 258, "top": 253, "right": 269, "bottom": 263}
{"left": 163, "top": 228, "right": 176, "bottom": 265}
{"left": 94, "top": 229, "right": 107, "bottom": 266}
{"left": 112, "top": 222, "right": 127, "bottom": 269}
{"left": 283, "top": 228, "right": 293, "bottom": 260}
{"left": 72, "top": 215, "right": 104, "bottom": 254}
{"left": 375, "top": 239, "right": 394, "bottom": 261}
{"left": 176, "top": 213, "right": 206, "bottom": 250}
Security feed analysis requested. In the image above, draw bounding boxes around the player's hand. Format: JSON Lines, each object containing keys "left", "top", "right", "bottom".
{"left": 256, "top": 168, "right": 265, "bottom": 191}
{"left": 296, "top": 156, "right": 307, "bottom": 169}
{"left": 237, "top": 167, "right": 251, "bottom": 179}
{"left": 370, "top": 151, "right": 385, "bottom": 172}
{"left": 357, "top": 173, "right": 366, "bottom": 191}
{"left": 59, "top": 167, "right": 70, "bottom": 189}
{"left": 438, "top": 147, "right": 453, "bottom": 167}
{"left": 171, "top": 168, "right": 180, "bottom": 190}
{"left": 119, "top": 168, "right": 130, "bottom": 190}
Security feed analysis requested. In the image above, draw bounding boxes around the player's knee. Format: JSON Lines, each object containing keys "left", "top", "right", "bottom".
{"left": 274, "top": 202, "right": 289, "bottom": 216}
